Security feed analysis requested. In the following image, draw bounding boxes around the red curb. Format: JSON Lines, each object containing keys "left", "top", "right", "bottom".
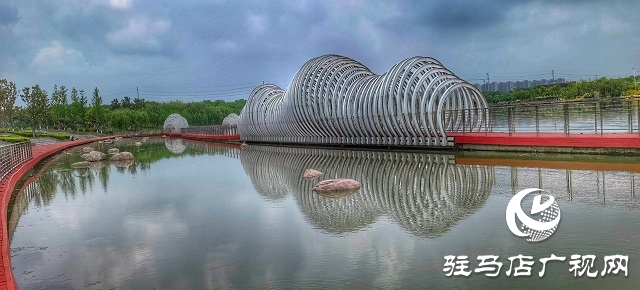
{"left": 0, "top": 135, "right": 150, "bottom": 290}
{"left": 449, "top": 132, "right": 640, "bottom": 148}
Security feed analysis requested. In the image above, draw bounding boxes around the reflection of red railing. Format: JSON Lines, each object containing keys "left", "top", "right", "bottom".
{"left": 163, "top": 124, "right": 241, "bottom": 141}
{"left": 181, "top": 139, "right": 242, "bottom": 150}
{"left": 166, "top": 132, "right": 241, "bottom": 141}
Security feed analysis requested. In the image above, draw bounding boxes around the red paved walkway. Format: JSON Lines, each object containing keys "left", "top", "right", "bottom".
{"left": 449, "top": 132, "right": 640, "bottom": 148}
{"left": 0, "top": 137, "right": 113, "bottom": 290}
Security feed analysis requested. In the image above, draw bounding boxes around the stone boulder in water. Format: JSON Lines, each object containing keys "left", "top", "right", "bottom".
{"left": 71, "top": 161, "right": 92, "bottom": 168}
{"left": 107, "top": 148, "right": 119, "bottom": 154}
{"left": 81, "top": 153, "right": 89, "bottom": 159}
{"left": 82, "top": 147, "right": 93, "bottom": 153}
{"left": 85, "top": 151, "right": 106, "bottom": 162}
{"left": 303, "top": 169, "right": 323, "bottom": 179}
{"left": 313, "top": 179, "right": 361, "bottom": 198}
{"left": 111, "top": 152, "right": 134, "bottom": 161}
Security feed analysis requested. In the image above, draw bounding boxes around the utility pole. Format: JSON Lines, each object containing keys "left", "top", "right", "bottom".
{"left": 634, "top": 67, "right": 636, "bottom": 83}
{"left": 136, "top": 87, "right": 140, "bottom": 99}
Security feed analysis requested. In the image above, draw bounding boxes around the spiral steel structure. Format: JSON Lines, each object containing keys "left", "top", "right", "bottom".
{"left": 163, "top": 113, "right": 189, "bottom": 133}
{"left": 238, "top": 54, "right": 488, "bottom": 146}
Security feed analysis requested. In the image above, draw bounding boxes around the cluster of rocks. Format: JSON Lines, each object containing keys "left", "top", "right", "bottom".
{"left": 72, "top": 146, "right": 135, "bottom": 168}
{"left": 303, "top": 168, "right": 361, "bottom": 198}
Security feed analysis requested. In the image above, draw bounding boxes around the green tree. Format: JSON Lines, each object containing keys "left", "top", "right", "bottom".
{"left": 87, "top": 87, "right": 106, "bottom": 133}
{"left": 0, "top": 78, "right": 17, "bottom": 128}
{"left": 20, "top": 84, "right": 50, "bottom": 137}
{"left": 133, "top": 97, "right": 145, "bottom": 110}
{"left": 50, "top": 84, "right": 69, "bottom": 129}
{"left": 122, "top": 96, "right": 132, "bottom": 109}
{"left": 110, "top": 98, "right": 121, "bottom": 110}
{"left": 69, "top": 87, "right": 87, "bottom": 130}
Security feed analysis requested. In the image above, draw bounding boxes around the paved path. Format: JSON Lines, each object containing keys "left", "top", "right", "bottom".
{"left": 0, "top": 137, "right": 113, "bottom": 290}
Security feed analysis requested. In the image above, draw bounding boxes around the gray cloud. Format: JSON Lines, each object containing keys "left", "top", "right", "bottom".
{"left": 0, "top": 1, "right": 18, "bottom": 26}
{"left": 2, "top": 0, "right": 639, "bottom": 104}
{"left": 421, "top": 0, "right": 518, "bottom": 31}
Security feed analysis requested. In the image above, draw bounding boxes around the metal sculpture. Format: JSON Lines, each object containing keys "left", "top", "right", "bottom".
{"left": 238, "top": 54, "right": 488, "bottom": 146}
{"left": 163, "top": 113, "right": 189, "bottom": 133}
{"left": 222, "top": 113, "right": 240, "bottom": 126}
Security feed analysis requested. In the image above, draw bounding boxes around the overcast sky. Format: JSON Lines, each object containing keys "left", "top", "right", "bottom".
{"left": 1, "top": 0, "right": 639, "bottom": 104}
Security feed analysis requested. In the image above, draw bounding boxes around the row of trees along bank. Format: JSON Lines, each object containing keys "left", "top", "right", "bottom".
{"left": 484, "top": 76, "right": 640, "bottom": 103}
{"left": 0, "top": 79, "right": 246, "bottom": 135}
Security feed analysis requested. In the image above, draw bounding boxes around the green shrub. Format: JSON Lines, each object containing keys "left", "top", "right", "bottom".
{"left": 0, "top": 136, "right": 30, "bottom": 143}
{"left": 0, "top": 130, "right": 70, "bottom": 140}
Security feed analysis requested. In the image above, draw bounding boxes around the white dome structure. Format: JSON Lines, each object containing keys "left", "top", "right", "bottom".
{"left": 163, "top": 113, "right": 189, "bottom": 133}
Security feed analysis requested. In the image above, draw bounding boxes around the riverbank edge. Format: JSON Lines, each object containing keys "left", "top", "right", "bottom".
{"left": 0, "top": 135, "right": 161, "bottom": 290}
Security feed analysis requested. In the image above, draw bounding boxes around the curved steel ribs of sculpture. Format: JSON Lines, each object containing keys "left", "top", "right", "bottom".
{"left": 238, "top": 54, "right": 488, "bottom": 146}
{"left": 163, "top": 113, "right": 189, "bottom": 133}
{"left": 239, "top": 145, "right": 494, "bottom": 238}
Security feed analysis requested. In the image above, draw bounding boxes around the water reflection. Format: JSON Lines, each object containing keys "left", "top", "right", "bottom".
{"left": 499, "top": 166, "right": 640, "bottom": 209}
{"left": 9, "top": 140, "right": 640, "bottom": 289}
{"left": 240, "top": 146, "right": 495, "bottom": 237}
{"left": 8, "top": 139, "right": 240, "bottom": 241}
{"left": 165, "top": 138, "right": 186, "bottom": 154}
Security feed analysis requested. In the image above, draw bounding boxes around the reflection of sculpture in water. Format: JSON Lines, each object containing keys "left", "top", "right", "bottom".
{"left": 164, "top": 138, "right": 186, "bottom": 154}
{"left": 239, "top": 145, "right": 495, "bottom": 238}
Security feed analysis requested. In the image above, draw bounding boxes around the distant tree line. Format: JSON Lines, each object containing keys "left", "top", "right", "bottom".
{"left": 484, "top": 76, "right": 640, "bottom": 104}
{"left": 0, "top": 78, "right": 247, "bottom": 133}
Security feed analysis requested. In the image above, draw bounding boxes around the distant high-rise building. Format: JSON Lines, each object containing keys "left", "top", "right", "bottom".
{"left": 471, "top": 77, "right": 571, "bottom": 92}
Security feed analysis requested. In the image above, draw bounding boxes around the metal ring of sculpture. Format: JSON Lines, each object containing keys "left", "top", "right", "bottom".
{"left": 222, "top": 113, "right": 240, "bottom": 126}
{"left": 163, "top": 113, "right": 189, "bottom": 133}
{"left": 238, "top": 54, "right": 488, "bottom": 146}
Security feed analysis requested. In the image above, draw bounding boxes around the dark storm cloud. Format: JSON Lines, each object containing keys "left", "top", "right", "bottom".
{"left": 1, "top": 0, "right": 639, "bottom": 104}
{"left": 0, "top": 1, "right": 18, "bottom": 26}
{"left": 420, "top": 0, "right": 517, "bottom": 31}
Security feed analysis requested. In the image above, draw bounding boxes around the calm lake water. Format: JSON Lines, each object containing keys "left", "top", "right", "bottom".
{"left": 8, "top": 138, "right": 640, "bottom": 289}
